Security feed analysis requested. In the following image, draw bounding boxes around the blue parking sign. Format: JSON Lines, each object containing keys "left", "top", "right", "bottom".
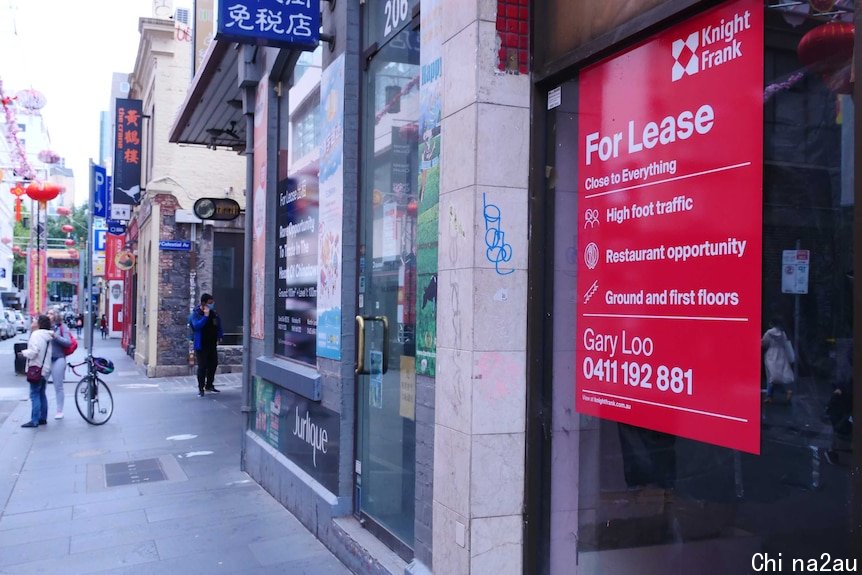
{"left": 94, "top": 229, "right": 107, "bottom": 252}
{"left": 92, "top": 164, "right": 107, "bottom": 219}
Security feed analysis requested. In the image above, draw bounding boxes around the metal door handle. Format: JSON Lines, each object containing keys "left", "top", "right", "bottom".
{"left": 355, "top": 315, "right": 389, "bottom": 375}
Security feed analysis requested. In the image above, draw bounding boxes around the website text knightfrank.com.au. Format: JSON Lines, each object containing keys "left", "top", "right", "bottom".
{"left": 582, "top": 393, "right": 631, "bottom": 410}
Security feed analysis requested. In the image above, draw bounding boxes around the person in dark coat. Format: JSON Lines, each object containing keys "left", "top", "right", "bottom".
{"left": 189, "top": 293, "right": 224, "bottom": 397}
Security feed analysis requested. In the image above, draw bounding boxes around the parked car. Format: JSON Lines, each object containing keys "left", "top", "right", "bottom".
{"left": 0, "top": 314, "right": 14, "bottom": 340}
{"left": 13, "top": 311, "right": 25, "bottom": 332}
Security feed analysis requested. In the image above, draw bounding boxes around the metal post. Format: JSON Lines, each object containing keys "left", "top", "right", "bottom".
{"left": 87, "top": 160, "right": 95, "bottom": 355}
{"left": 793, "top": 238, "right": 801, "bottom": 381}
{"left": 241, "top": 86, "right": 254, "bottom": 416}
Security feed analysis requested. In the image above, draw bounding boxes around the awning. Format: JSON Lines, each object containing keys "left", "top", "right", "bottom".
{"left": 169, "top": 39, "right": 244, "bottom": 148}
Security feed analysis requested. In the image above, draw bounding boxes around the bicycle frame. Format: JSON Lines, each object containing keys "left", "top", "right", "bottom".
{"left": 70, "top": 355, "right": 114, "bottom": 425}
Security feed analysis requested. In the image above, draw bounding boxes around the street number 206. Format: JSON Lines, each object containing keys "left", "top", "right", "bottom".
{"left": 384, "top": 0, "right": 410, "bottom": 36}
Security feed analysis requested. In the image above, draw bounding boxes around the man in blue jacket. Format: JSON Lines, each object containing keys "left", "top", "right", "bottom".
{"left": 189, "top": 293, "right": 223, "bottom": 397}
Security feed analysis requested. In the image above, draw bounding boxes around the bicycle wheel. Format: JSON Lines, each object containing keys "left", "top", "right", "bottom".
{"left": 75, "top": 376, "right": 114, "bottom": 425}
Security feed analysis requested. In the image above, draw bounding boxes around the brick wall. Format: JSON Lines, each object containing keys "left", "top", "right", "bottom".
{"left": 496, "top": 0, "right": 529, "bottom": 74}
{"left": 153, "top": 194, "right": 193, "bottom": 370}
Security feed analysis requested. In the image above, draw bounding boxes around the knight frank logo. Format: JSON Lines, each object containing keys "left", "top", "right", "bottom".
{"left": 672, "top": 10, "right": 753, "bottom": 82}
{"left": 672, "top": 32, "right": 699, "bottom": 81}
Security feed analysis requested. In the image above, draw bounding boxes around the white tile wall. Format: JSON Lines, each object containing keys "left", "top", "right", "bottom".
{"left": 436, "top": 347, "right": 474, "bottom": 435}
{"left": 433, "top": 501, "right": 471, "bottom": 574}
{"left": 470, "top": 433, "right": 525, "bottom": 517}
{"left": 440, "top": 104, "right": 478, "bottom": 194}
{"left": 471, "top": 351, "right": 526, "bottom": 435}
{"left": 434, "top": 1, "right": 531, "bottom": 572}
{"left": 476, "top": 103, "right": 530, "bottom": 189}
{"left": 443, "top": 23, "right": 479, "bottom": 118}
{"left": 433, "top": 425, "right": 472, "bottom": 517}
{"left": 471, "top": 268, "right": 527, "bottom": 352}
{"left": 470, "top": 515, "right": 523, "bottom": 575}
{"left": 439, "top": 185, "right": 478, "bottom": 272}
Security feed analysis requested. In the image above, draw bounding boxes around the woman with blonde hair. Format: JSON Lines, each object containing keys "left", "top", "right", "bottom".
{"left": 47, "top": 308, "right": 73, "bottom": 419}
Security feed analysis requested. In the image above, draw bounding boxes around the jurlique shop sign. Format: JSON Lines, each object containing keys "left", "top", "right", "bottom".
{"left": 575, "top": 0, "right": 764, "bottom": 453}
{"left": 253, "top": 378, "right": 340, "bottom": 492}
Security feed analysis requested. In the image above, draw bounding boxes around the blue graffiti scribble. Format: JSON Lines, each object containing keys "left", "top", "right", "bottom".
{"left": 483, "top": 193, "right": 514, "bottom": 275}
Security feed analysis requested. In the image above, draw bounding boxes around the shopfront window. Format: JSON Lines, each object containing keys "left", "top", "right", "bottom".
{"left": 273, "top": 66, "right": 320, "bottom": 365}
{"left": 546, "top": 3, "right": 856, "bottom": 573}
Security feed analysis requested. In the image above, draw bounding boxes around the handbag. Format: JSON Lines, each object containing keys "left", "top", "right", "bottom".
{"left": 62, "top": 326, "right": 77, "bottom": 356}
{"left": 26, "top": 344, "right": 49, "bottom": 384}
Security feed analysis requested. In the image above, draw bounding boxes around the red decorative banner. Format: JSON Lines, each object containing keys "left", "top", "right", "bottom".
{"left": 575, "top": 0, "right": 764, "bottom": 453}
{"left": 104, "top": 233, "right": 126, "bottom": 281}
{"left": 28, "top": 247, "right": 47, "bottom": 316}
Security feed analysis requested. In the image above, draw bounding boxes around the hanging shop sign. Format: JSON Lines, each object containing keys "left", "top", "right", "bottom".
{"left": 107, "top": 222, "right": 127, "bottom": 236}
{"left": 105, "top": 234, "right": 126, "bottom": 281}
{"left": 216, "top": 0, "right": 320, "bottom": 50}
{"left": 575, "top": 0, "right": 764, "bottom": 454}
{"left": 113, "top": 98, "right": 143, "bottom": 213}
{"left": 193, "top": 197, "right": 241, "bottom": 221}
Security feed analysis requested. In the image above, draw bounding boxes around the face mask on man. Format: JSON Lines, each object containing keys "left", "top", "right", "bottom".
{"left": 207, "top": 302, "right": 216, "bottom": 310}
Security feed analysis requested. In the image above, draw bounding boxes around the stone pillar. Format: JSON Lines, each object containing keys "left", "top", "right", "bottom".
{"left": 433, "top": 1, "right": 530, "bottom": 574}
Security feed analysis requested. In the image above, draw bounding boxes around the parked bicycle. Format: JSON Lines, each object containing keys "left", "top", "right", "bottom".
{"left": 68, "top": 355, "right": 115, "bottom": 425}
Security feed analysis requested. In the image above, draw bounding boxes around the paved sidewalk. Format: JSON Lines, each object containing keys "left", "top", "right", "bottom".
{"left": 0, "top": 339, "right": 352, "bottom": 575}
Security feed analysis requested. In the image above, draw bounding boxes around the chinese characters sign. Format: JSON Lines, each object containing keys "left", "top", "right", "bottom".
{"left": 113, "top": 99, "right": 143, "bottom": 209}
{"left": 217, "top": 0, "right": 319, "bottom": 50}
{"left": 575, "top": 0, "right": 763, "bottom": 453}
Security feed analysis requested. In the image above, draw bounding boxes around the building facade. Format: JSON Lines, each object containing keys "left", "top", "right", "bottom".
{"left": 124, "top": 16, "right": 245, "bottom": 376}
{"left": 170, "top": 0, "right": 860, "bottom": 573}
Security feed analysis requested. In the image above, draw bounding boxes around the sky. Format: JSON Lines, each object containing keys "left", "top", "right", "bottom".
{"left": 0, "top": 0, "right": 186, "bottom": 205}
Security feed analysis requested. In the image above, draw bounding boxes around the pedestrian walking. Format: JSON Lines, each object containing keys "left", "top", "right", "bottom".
{"left": 18, "top": 315, "right": 53, "bottom": 428}
{"left": 190, "top": 293, "right": 223, "bottom": 397}
{"left": 100, "top": 314, "right": 108, "bottom": 339}
{"left": 762, "top": 316, "right": 795, "bottom": 403}
{"left": 47, "top": 308, "right": 73, "bottom": 419}
{"left": 75, "top": 313, "right": 83, "bottom": 336}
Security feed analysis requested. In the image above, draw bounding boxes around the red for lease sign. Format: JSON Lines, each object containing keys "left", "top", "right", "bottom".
{"left": 575, "top": 0, "right": 764, "bottom": 454}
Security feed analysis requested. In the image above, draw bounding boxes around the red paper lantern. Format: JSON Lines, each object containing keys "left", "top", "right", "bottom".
{"left": 0, "top": 237, "right": 10, "bottom": 245}
{"left": 26, "top": 181, "right": 63, "bottom": 203}
{"left": 56, "top": 206, "right": 71, "bottom": 217}
{"left": 61, "top": 224, "right": 74, "bottom": 233}
{"left": 797, "top": 22, "right": 855, "bottom": 94}
{"left": 11, "top": 246, "right": 21, "bottom": 255}
{"left": 67, "top": 248, "right": 79, "bottom": 259}
{"left": 406, "top": 200, "right": 418, "bottom": 217}
{"left": 64, "top": 238, "right": 75, "bottom": 247}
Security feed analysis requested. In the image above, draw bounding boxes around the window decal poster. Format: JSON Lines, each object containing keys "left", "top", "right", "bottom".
{"left": 415, "top": 0, "right": 441, "bottom": 377}
{"left": 316, "top": 54, "right": 345, "bottom": 360}
{"left": 575, "top": 0, "right": 763, "bottom": 454}
{"left": 251, "top": 76, "right": 269, "bottom": 340}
